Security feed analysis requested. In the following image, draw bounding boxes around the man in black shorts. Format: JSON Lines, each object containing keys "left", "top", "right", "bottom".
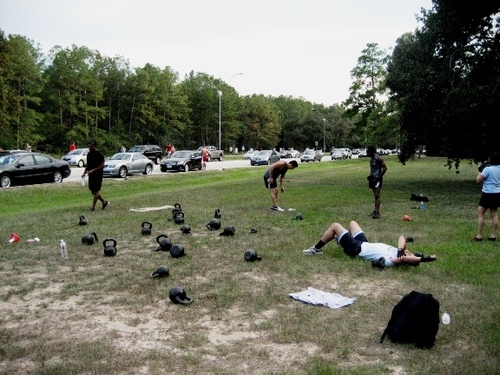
{"left": 367, "top": 145, "right": 387, "bottom": 219}
{"left": 82, "top": 140, "right": 110, "bottom": 212}
{"left": 263, "top": 160, "right": 298, "bottom": 211}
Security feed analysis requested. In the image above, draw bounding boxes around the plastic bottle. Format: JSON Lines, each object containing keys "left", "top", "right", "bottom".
{"left": 420, "top": 193, "right": 425, "bottom": 210}
{"left": 60, "top": 239, "right": 68, "bottom": 260}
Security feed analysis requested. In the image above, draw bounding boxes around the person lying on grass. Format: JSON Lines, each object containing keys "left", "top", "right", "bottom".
{"left": 303, "top": 220, "right": 436, "bottom": 269}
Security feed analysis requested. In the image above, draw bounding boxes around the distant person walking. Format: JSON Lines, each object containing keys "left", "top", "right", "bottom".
{"left": 120, "top": 145, "right": 126, "bottom": 153}
{"left": 69, "top": 142, "right": 76, "bottom": 152}
{"left": 82, "top": 140, "right": 110, "bottom": 212}
{"left": 25, "top": 143, "right": 31, "bottom": 152}
{"left": 366, "top": 145, "right": 387, "bottom": 219}
{"left": 263, "top": 160, "right": 298, "bottom": 211}
{"left": 201, "top": 146, "right": 209, "bottom": 169}
{"left": 473, "top": 154, "right": 500, "bottom": 241}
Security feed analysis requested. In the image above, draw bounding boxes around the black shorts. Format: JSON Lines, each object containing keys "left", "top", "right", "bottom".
{"left": 88, "top": 175, "right": 103, "bottom": 193}
{"left": 263, "top": 174, "right": 277, "bottom": 189}
{"left": 338, "top": 231, "right": 368, "bottom": 257}
{"left": 368, "top": 176, "right": 383, "bottom": 189}
{"left": 479, "top": 192, "right": 500, "bottom": 210}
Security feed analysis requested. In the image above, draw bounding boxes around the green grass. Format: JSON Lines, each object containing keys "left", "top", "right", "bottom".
{"left": 0, "top": 156, "right": 498, "bottom": 374}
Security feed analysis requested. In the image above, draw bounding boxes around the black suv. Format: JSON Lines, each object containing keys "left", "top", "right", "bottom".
{"left": 128, "top": 145, "right": 163, "bottom": 164}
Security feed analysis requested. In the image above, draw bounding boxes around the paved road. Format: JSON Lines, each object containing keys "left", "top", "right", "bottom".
{"left": 64, "top": 155, "right": 345, "bottom": 183}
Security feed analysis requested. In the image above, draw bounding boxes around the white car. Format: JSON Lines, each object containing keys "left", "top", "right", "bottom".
{"left": 243, "top": 150, "right": 257, "bottom": 159}
{"left": 300, "top": 149, "right": 322, "bottom": 162}
{"left": 62, "top": 148, "right": 89, "bottom": 167}
{"left": 103, "top": 152, "right": 154, "bottom": 178}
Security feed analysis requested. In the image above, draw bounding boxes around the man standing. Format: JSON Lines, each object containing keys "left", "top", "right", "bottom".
{"left": 82, "top": 140, "right": 110, "bottom": 212}
{"left": 263, "top": 160, "right": 298, "bottom": 211}
{"left": 201, "top": 146, "right": 209, "bottom": 169}
{"left": 367, "top": 145, "right": 387, "bottom": 219}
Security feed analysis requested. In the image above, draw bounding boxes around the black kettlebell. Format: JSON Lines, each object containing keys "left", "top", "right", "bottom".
{"left": 180, "top": 225, "right": 191, "bottom": 234}
{"left": 206, "top": 218, "right": 221, "bottom": 230}
{"left": 82, "top": 232, "right": 98, "bottom": 245}
{"left": 150, "top": 265, "right": 169, "bottom": 278}
{"left": 172, "top": 203, "right": 182, "bottom": 215}
{"left": 155, "top": 234, "right": 172, "bottom": 251}
{"left": 79, "top": 215, "right": 87, "bottom": 226}
{"left": 169, "top": 286, "right": 193, "bottom": 305}
{"left": 173, "top": 211, "right": 185, "bottom": 224}
{"left": 214, "top": 208, "right": 221, "bottom": 218}
{"left": 141, "top": 221, "right": 152, "bottom": 236}
{"left": 103, "top": 238, "right": 117, "bottom": 257}
{"left": 170, "top": 244, "right": 185, "bottom": 258}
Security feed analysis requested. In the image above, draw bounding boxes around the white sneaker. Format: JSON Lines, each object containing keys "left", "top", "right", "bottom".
{"left": 303, "top": 246, "right": 323, "bottom": 255}
{"left": 271, "top": 206, "right": 285, "bottom": 212}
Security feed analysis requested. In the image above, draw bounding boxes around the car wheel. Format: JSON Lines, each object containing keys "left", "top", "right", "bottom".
{"left": 77, "top": 160, "right": 85, "bottom": 167}
{"left": 183, "top": 164, "right": 189, "bottom": 172}
{"left": 1, "top": 174, "right": 12, "bottom": 188}
{"left": 53, "top": 171, "right": 63, "bottom": 183}
{"left": 144, "top": 164, "right": 153, "bottom": 175}
{"left": 119, "top": 166, "right": 127, "bottom": 178}
{"left": 155, "top": 156, "right": 161, "bottom": 165}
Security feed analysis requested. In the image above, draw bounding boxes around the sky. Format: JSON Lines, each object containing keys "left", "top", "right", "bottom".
{"left": 0, "top": 0, "right": 433, "bottom": 106}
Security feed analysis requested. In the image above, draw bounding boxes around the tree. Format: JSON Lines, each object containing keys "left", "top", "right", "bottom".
{"left": 240, "top": 95, "right": 281, "bottom": 150}
{"left": 387, "top": 0, "right": 500, "bottom": 166}
{"left": 343, "top": 43, "right": 390, "bottom": 148}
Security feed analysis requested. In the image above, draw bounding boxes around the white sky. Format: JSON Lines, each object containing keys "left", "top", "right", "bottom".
{"left": 0, "top": 0, "right": 433, "bottom": 106}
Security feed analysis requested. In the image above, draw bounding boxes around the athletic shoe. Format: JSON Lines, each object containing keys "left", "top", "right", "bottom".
{"left": 271, "top": 206, "right": 284, "bottom": 212}
{"left": 303, "top": 246, "right": 323, "bottom": 255}
{"left": 89, "top": 207, "right": 95, "bottom": 212}
{"left": 102, "top": 201, "right": 110, "bottom": 210}
{"left": 371, "top": 212, "right": 380, "bottom": 219}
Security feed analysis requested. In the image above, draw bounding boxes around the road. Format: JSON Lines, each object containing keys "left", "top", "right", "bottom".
{"left": 64, "top": 156, "right": 331, "bottom": 183}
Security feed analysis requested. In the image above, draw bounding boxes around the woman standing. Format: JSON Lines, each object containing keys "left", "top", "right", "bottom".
{"left": 474, "top": 154, "right": 500, "bottom": 241}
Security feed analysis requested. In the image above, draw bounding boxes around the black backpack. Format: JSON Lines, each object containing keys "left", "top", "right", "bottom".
{"left": 380, "top": 291, "right": 440, "bottom": 349}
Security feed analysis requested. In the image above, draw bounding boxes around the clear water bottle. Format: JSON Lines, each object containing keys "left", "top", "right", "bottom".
{"left": 59, "top": 239, "right": 68, "bottom": 260}
{"left": 420, "top": 193, "right": 425, "bottom": 210}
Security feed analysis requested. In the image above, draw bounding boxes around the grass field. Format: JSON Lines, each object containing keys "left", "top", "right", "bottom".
{"left": 0, "top": 156, "right": 498, "bottom": 374}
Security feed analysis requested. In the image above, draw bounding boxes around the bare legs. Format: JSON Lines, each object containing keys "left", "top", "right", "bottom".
{"left": 476, "top": 206, "right": 497, "bottom": 240}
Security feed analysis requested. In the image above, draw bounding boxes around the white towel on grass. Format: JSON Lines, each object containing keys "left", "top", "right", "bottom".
{"left": 289, "top": 287, "right": 355, "bottom": 309}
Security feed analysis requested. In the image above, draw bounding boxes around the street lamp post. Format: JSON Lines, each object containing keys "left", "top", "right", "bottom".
{"left": 209, "top": 73, "right": 243, "bottom": 152}
{"left": 313, "top": 108, "right": 327, "bottom": 152}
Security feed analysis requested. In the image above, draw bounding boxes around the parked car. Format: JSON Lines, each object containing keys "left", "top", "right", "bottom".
{"left": 0, "top": 149, "right": 27, "bottom": 156}
{"left": 196, "top": 146, "right": 224, "bottom": 161}
{"left": 128, "top": 145, "right": 163, "bottom": 165}
{"left": 62, "top": 148, "right": 89, "bottom": 167}
{"left": 0, "top": 152, "right": 71, "bottom": 188}
{"left": 331, "top": 149, "right": 345, "bottom": 160}
{"left": 103, "top": 152, "right": 154, "bottom": 178}
{"left": 300, "top": 149, "right": 322, "bottom": 162}
{"left": 160, "top": 150, "right": 202, "bottom": 172}
{"left": 243, "top": 150, "right": 258, "bottom": 159}
{"left": 250, "top": 150, "right": 281, "bottom": 166}
{"left": 289, "top": 150, "right": 301, "bottom": 158}
{"left": 358, "top": 149, "right": 368, "bottom": 158}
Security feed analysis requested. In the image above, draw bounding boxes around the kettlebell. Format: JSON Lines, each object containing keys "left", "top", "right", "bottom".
{"left": 79, "top": 215, "right": 87, "bottom": 226}
{"left": 82, "top": 232, "right": 98, "bottom": 245}
{"left": 141, "top": 221, "right": 153, "bottom": 236}
{"left": 150, "top": 265, "right": 169, "bottom": 278}
{"left": 173, "top": 211, "right": 185, "bottom": 225}
{"left": 206, "top": 218, "right": 221, "bottom": 231}
{"left": 180, "top": 225, "right": 191, "bottom": 234}
{"left": 155, "top": 234, "right": 172, "bottom": 252}
{"left": 172, "top": 203, "right": 182, "bottom": 215}
{"left": 214, "top": 208, "right": 221, "bottom": 219}
{"left": 169, "top": 286, "right": 193, "bottom": 305}
{"left": 170, "top": 244, "right": 185, "bottom": 258}
{"left": 103, "top": 238, "right": 117, "bottom": 257}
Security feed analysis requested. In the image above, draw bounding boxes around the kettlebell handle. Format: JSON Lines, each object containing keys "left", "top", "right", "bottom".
{"left": 142, "top": 221, "right": 152, "bottom": 229}
{"left": 156, "top": 234, "right": 168, "bottom": 244}
{"left": 103, "top": 238, "right": 117, "bottom": 247}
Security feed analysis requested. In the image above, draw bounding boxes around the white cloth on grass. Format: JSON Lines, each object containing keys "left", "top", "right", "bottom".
{"left": 289, "top": 287, "right": 355, "bottom": 309}
{"left": 129, "top": 205, "right": 174, "bottom": 212}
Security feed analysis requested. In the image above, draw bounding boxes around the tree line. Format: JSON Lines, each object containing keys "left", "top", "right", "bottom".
{"left": 1, "top": 0, "right": 498, "bottom": 165}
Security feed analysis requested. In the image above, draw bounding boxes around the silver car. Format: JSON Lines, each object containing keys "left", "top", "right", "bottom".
{"left": 103, "top": 152, "right": 154, "bottom": 178}
{"left": 62, "top": 148, "right": 89, "bottom": 167}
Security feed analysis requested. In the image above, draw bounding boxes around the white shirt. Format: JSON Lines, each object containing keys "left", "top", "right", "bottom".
{"left": 359, "top": 242, "right": 398, "bottom": 267}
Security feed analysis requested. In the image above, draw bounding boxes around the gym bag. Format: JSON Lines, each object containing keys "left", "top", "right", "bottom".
{"left": 380, "top": 290, "right": 440, "bottom": 349}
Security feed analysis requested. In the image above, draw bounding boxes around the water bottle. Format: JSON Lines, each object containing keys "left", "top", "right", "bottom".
{"left": 60, "top": 239, "right": 68, "bottom": 260}
{"left": 420, "top": 193, "right": 425, "bottom": 210}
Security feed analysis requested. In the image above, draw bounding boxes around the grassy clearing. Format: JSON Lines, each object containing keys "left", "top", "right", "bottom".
{"left": 0, "top": 157, "right": 498, "bottom": 374}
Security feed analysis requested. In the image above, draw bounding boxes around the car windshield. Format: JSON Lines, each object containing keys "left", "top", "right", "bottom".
{"left": 0, "top": 154, "right": 22, "bottom": 165}
{"left": 110, "top": 153, "right": 132, "bottom": 161}
{"left": 129, "top": 146, "right": 144, "bottom": 152}
{"left": 171, "top": 151, "right": 191, "bottom": 158}
{"left": 305, "top": 150, "right": 315, "bottom": 155}
{"left": 67, "top": 149, "right": 83, "bottom": 155}
{"left": 257, "top": 151, "right": 270, "bottom": 156}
